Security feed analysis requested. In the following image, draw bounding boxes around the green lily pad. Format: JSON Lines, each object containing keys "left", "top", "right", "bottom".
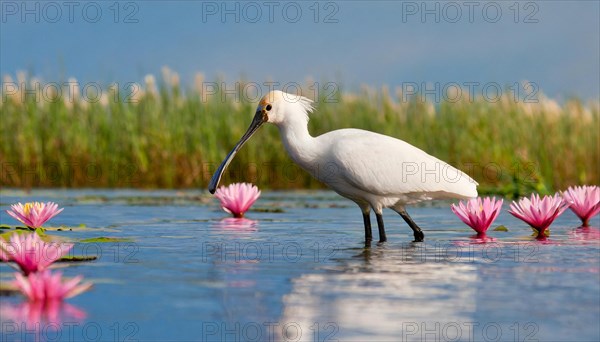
{"left": 0, "top": 283, "right": 19, "bottom": 296}
{"left": 0, "top": 228, "right": 48, "bottom": 241}
{"left": 58, "top": 255, "right": 98, "bottom": 262}
{"left": 79, "top": 237, "right": 133, "bottom": 243}
{"left": 493, "top": 225, "right": 509, "bottom": 232}
{"left": 531, "top": 228, "right": 550, "bottom": 237}
{"left": 251, "top": 207, "right": 285, "bottom": 213}
{"left": 0, "top": 224, "right": 11, "bottom": 230}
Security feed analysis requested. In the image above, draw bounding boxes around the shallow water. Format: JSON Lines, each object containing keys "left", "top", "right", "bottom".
{"left": 0, "top": 189, "right": 598, "bottom": 342}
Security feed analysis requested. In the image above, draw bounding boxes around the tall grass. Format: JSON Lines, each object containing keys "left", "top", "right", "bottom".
{"left": 1, "top": 71, "right": 598, "bottom": 197}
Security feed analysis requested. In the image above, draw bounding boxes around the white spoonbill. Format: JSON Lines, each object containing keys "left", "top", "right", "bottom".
{"left": 209, "top": 90, "right": 478, "bottom": 243}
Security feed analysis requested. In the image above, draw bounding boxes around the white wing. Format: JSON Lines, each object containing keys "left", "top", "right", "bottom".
{"left": 317, "top": 129, "right": 478, "bottom": 199}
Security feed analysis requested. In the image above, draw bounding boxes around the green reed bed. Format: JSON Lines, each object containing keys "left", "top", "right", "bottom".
{"left": 1, "top": 74, "right": 598, "bottom": 196}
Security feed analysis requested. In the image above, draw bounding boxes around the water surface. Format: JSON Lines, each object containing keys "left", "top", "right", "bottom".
{"left": 1, "top": 189, "right": 598, "bottom": 341}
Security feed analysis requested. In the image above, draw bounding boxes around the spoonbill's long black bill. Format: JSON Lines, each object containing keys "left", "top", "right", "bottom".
{"left": 208, "top": 110, "right": 265, "bottom": 193}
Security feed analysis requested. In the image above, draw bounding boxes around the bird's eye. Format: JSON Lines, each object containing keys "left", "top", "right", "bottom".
{"left": 266, "top": 104, "right": 272, "bottom": 111}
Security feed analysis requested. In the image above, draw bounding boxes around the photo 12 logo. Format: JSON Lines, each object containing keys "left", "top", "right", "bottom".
{"left": 2, "top": 80, "right": 143, "bottom": 105}
{"left": 1, "top": 1, "right": 140, "bottom": 24}
{"left": 201, "top": 321, "right": 339, "bottom": 342}
{"left": 199, "top": 81, "right": 340, "bottom": 104}
{"left": 401, "top": 321, "right": 539, "bottom": 342}
{"left": 400, "top": 1, "right": 540, "bottom": 24}
{"left": 202, "top": 241, "right": 339, "bottom": 263}
{"left": 399, "top": 81, "right": 539, "bottom": 104}
{"left": 201, "top": 1, "right": 340, "bottom": 23}
{"left": 0, "top": 321, "right": 140, "bottom": 342}
{"left": 1, "top": 161, "right": 140, "bottom": 187}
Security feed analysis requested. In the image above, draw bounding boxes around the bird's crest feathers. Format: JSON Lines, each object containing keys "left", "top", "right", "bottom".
{"left": 260, "top": 90, "right": 314, "bottom": 113}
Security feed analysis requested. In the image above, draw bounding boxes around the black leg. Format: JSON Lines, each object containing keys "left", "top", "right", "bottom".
{"left": 376, "top": 213, "right": 387, "bottom": 243}
{"left": 362, "top": 212, "right": 372, "bottom": 243}
{"left": 398, "top": 209, "right": 424, "bottom": 242}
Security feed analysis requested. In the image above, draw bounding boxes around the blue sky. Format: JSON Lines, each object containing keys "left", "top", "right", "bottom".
{"left": 1, "top": 1, "right": 599, "bottom": 100}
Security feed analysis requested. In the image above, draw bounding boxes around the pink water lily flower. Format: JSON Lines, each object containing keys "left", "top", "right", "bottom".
{"left": 508, "top": 193, "right": 570, "bottom": 237}
{"left": 214, "top": 183, "right": 261, "bottom": 218}
{"left": 451, "top": 197, "right": 503, "bottom": 235}
{"left": 562, "top": 185, "right": 600, "bottom": 226}
{"left": 216, "top": 217, "right": 258, "bottom": 232}
{"left": 6, "top": 202, "right": 64, "bottom": 228}
{"left": 569, "top": 226, "right": 600, "bottom": 241}
{"left": 0, "top": 301, "right": 87, "bottom": 328}
{"left": 14, "top": 270, "right": 92, "bottom": 302}
{"left": 0, "top": 233, "right": 73, "bottom": 275}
